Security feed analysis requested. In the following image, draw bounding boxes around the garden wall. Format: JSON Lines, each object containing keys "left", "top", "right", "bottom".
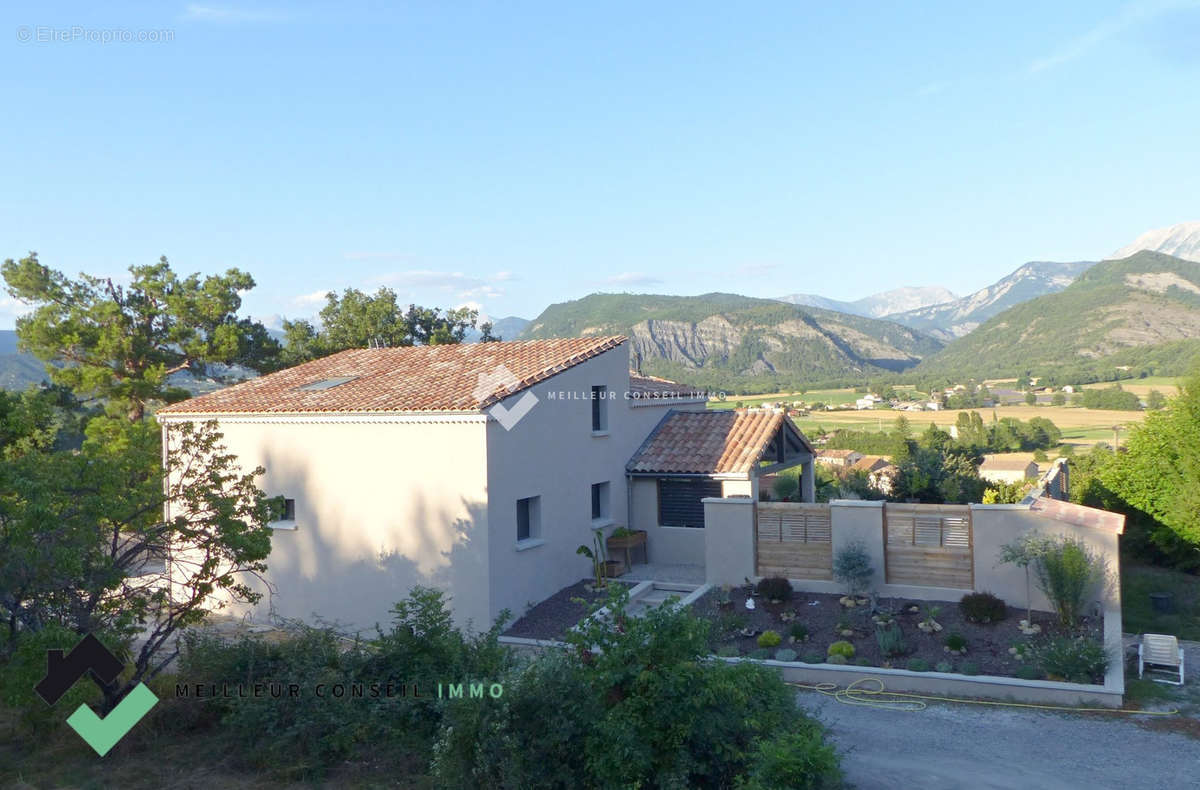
{"left": 702, "top": 495, "right": 1126, "bottom": 700}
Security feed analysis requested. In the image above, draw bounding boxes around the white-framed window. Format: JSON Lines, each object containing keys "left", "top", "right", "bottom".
{"left": 591, "top": 481, "right": 611, "bottom": 523}
{"left": 591, "top": 385, "right": 608, "bottom": 433}
{"left": 516, "top": 495, "right": 542, "bottom": 547}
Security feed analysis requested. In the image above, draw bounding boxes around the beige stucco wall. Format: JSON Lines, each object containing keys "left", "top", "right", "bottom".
{"left": 627, "top": 476, "right": 749, "bottom": 567}
{"left": 164, "top": 417, "right": 491, "bottom": 632}
{"left": 703, "top": 498, "right": 1122, "bottom": 615}
{"left": 162, "top": 346, "right": 714, "bottom": 632}
{"left": 484, "top": 350, "right": 705, "bottom": 621}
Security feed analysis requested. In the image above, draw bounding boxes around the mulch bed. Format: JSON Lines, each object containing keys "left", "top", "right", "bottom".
{"left": 694, "top": 585, "right": 1090, "bottom": 679}
{"left": 503, "top": 579, "right": 614, "bottom": 640}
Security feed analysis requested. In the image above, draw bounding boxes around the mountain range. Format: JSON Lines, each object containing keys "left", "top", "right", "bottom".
{"left": 774, "top": 286, "right": 957, "bottom": 319}
{"left": 522, "top": 292, "right": 944, "bottom": 389}
{"left": 4, "top": 221, "right": 1200, "bottom": 392}
{"left": 912, "top": 250, "right": 1200, "bottom": 380}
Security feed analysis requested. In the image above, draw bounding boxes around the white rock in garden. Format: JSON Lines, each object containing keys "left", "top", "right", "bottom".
{"left": 745, "top": 598, "right": 756, "bottom": 611}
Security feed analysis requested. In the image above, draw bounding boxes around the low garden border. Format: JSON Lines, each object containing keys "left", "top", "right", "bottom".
{"left": 498, "top": 599, "right": 1124, "bottom": 708}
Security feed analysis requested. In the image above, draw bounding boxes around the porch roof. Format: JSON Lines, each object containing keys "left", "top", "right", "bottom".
{"left": 626, "top": 409, "right": 814, "bottom": 476}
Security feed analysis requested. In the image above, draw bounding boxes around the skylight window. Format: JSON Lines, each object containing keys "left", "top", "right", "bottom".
{"left": 297, "top": 376, "right": 358, "bottom": 391}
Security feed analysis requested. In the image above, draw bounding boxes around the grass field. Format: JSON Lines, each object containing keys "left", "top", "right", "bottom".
{"left": 707, "top": 387, "right": 1147, "bottom": 448}
{"left": 1079, "top": 377, "right": 1183, "bottom": 398}
{"left": 1122, "top": 564, "right": 1200, "bottom": 642}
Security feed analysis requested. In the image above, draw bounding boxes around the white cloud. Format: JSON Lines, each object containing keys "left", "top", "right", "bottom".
{"left": 292, "top": 290, "right": 331, "bottom": 308}
{"left": 371, "top": 269, "right": 510, "bottom": 301}
{"left": 602, "top": 272, "right": 663, "bottom": 287}
{"left": 182, "top": 4, "right": 289, "bottom": 22}
{"left": 1028, "top": 0, "right": 1196, "bottom": 73}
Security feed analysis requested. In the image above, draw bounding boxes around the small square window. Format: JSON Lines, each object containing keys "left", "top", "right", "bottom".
{"left": 591, "top": 481, "right": 610, "bottom": 521}
{"left": 517, "top": 496, "right": 541, "bottom": 542}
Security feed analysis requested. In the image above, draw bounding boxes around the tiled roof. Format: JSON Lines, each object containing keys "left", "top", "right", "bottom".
{"left": 628, "top": 373, "right": 703, "bottom": 399}
{"left": 818, "top": 449, "right": 860, "bottom": 460}
{"left": 627, "top": 409, "right": 810, "bottom": 476}
{"left": 1029, "top": 497, "right": 1126, "bottom": 534}
{"left": 850, "top": 455, "right": 894, "bottom": 473}
{"left": 158, "top": 336, "right": 626, "bottom": 415}
{"left": 980, "top": 456, "right": 1038, "bottom": 472}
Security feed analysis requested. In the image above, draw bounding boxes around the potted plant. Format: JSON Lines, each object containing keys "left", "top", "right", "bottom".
{"left": 577, "top": 532, "right": 622, "bottom": 590}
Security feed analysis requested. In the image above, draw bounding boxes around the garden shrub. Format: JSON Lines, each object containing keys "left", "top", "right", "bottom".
{"left": 1031, "top": 635, "right": 1111, "bottom": 684}
{"left": 905, "top": 658, "right": 930, "bottom": 672}
{"left": 737, "top": 724, "right": 845, "bottom": 790}
{"left": 1034, "top": 537, "right": 1109, "bottom": 626}
{"left": 774, "top": 648, "right": 798, "bottom": 663}
{"left": 935, "top": 661, "right": 953, "bottom": 673}
{"left": 717, "top": 645, "right": 740, "bottom": 658}
{"left": 1015, "top": 665, "right": 1043, "bottom": 680}
{"left": 959, "top": 592, "right": 1007, "bottom": 624}
{"left": 826, "top": 654, "right": 848, "bottom": 665}
{"left": 827, "top": 640, "right": 854, "bottom": 659}
{"left": 789, "top": 623, "right": 809, "bottom": 642}
{"left": 801, "top": 652, "right": 825, "bottom": 664}
{"left": 832, "top": 541, "right": 874, "bottom": 598}
{"left": 434, "top": 584, "right": 842, "bottom": 789}
{"left": 756, "top": 576, "right": 794, "bottom": 602}
{"left": 758, "top": 630, "right": 783, "bottom": 648}
{"left": 771, "top": 473, "right": 800, "bottom": 502}
{"left": 750, "top": 648, "right": 772, "bottom": 660}
{"left": 944, "top": 633, "right": 967, "bottom": 653}
{"left": 875, "top": 623, "right": 908, "bottom": 658}
{"left": 176, "top": 587, "right": 514, "bottom": 779}
{"left": 960, "top": 661, "right": 981, "bottom": 676}
{"left": 854, "top": 657, "right": 872, "bottom": 667}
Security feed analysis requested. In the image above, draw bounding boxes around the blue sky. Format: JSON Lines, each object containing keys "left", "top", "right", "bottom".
{"left": 2, "top": 1, "right": 1198, "bottom": 329}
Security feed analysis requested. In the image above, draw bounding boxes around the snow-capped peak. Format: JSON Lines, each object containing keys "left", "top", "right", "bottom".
{"left": 1108, "top": 221, "right": 1200, "bottom": 263}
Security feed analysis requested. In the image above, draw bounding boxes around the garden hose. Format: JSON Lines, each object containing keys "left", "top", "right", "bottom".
{"left": 788, "top": 677, "right": 1180, "bottom": 716}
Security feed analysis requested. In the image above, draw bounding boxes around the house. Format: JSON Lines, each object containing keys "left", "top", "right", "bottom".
{"left": 848, "top": 454, "right": 899, "bottom": 494}
{"left": 979, "top": 455, "right": 1039, "bottom": 485}
{"left": 1062, "top": 385, "right": 1075, "bottom": 394}
{"left": 815, "top": 449, "right": 863, "bottom": 468}
{"left": 156, "top": 336, "right": 816, "bottom": 630}
{"left": 854, "top": 397, "right": 876, "bottom": 410}
{"left": 925, "top": 401, "right": 942, "bottom": 411}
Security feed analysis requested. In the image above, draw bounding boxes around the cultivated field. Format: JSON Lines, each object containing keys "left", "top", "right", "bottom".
{"left": 707, "top": 388, "right": 1147, "bottom": 448}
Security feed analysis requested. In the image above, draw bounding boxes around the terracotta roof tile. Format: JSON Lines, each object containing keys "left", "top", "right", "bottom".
{"left": 158, "top": 336, "right": 626, "bottom": 415}
{"left": 627, "top": 409, "right": 810, "bottom": 475}
{"left": 850, "top": 455, "right": 894, "bottom": 473}
{"left": 1029, "top": 497, "right": 1125, "bottom": 534}
{"left": 628, "top": 373, "right": 704, "bottom": 400}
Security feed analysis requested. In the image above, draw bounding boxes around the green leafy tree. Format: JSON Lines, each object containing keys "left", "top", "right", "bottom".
{"left": 1146, "top": 389, "right": 1167, "bottom": 410}
{"left": 1024, "top": 391, "right": 1037, "bottom": 406}
{"left": 1052, "top": 392, "right": 1067, "bottom": 407}
{"left": 279, "top": 287, "right": 479, "bottom": 364}
{"left": 0, "top": 417, "right": 274, "bottom": 711}
{"left": 2, "top": 254, "right": 280, "bottom": 421}
{"left": 1102, "top": 375, "right": 1200, "bottom": 553}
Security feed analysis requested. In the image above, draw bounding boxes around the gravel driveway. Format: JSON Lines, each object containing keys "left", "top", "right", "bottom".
{"left": 801, "top": 690, "right": 1198, "bottom": 789}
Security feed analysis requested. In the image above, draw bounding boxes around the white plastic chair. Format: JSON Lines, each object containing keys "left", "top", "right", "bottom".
{"left": 1138, "top": 634, "right": 1185, "bottom": 685}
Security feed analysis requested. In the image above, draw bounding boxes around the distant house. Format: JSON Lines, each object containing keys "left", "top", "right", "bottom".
{"left": 1062, "top": 385, "right": 1075, "bottom": 394}
{"left": 848, "top": 454, "right": 898, "bottom": 494}
{"left": 157, "top": 336, "right": 818, "bottom": 630}
{"left": 979, "top": 456, "right": 1039, "bottom": 485}
{"left": 816, "top": 449, "right": 864, "bottom": 468}
{"left": 926, "top": 401, "right": 942, "bottom": 411}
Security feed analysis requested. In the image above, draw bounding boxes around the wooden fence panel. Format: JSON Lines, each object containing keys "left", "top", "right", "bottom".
{"left": 884, "top": 504, "right": 973, "bottom": 589}
{"left": 755, "top": 503, "right": 833, "bottom": 580}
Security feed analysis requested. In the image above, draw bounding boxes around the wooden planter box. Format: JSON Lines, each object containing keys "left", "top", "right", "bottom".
{"left": 603, "top": 559, "right": 627, "bottom": 578}
{"left": 606, "top": 530, "right": 648, "bottom": 568}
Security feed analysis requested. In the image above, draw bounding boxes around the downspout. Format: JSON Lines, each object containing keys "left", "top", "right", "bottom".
{"left": 626, "top": 471, "right": 634, "bottom": 532}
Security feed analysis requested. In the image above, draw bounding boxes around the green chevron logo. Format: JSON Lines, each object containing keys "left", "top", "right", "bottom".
{"left": 34, "top": 634, "right": 160, "bottom": 756}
